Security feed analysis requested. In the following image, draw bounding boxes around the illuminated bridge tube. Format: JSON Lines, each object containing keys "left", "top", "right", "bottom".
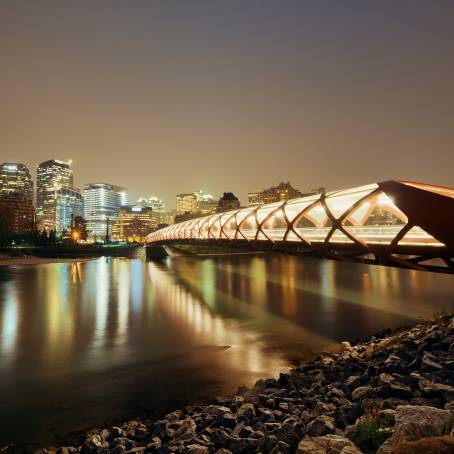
{"left": 146, "top": 181, "right": 454, "bottom": 273}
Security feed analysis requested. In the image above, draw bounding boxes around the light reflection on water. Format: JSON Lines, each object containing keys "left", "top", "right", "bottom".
{"left": 0, "top": 254, "right": 453, "bottom": 448}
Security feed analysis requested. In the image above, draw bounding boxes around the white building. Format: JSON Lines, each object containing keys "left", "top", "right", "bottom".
{"left": 83, "top": 183, "right": 128, "bottom": 241}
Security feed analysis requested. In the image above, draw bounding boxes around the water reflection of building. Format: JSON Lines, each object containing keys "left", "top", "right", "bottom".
{"left": 147, "top": 262, "right": 285, "bottom": 376}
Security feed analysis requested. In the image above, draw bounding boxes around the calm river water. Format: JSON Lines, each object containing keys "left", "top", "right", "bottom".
{"left": 0, "top": 254, "right": 453, "bottom": 449}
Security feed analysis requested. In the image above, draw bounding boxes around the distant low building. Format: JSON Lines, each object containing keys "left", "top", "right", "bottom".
{"left": 248, "top": 191, "right": 263, "bottom": 207}
{"left": 261, "top": 182, "right": 302, "bottom": 204}
{"left": 112, "top": 205, "right": 154, "bottom": 242}
{"left": 174, "top": 211, "right": 200, "bottom": 223}
{"left": 176, "top": 193, "right": 198, "bottom": 215}
{"left": 137, "top": 195, "right": 165, "bottom": 226}
{"left": 217, "top": 192, "right": 240, "bottom": 213}
{"left": 160, "top": 210, "right": 175, "bottom": 226}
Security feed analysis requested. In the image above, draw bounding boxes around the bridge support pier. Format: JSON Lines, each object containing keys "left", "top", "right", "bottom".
{"left": 145, "top": 245, "right": 168, "bottom": 260}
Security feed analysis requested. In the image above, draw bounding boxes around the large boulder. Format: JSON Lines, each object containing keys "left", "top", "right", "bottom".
{"left": 377, "top": 405, "right": 454, "bottom": 454}
{"left": 390, "top": 435, "right": 454, "bottom": 454}
{"left": 296, "top": 435, "right": 362, "bottom": 454}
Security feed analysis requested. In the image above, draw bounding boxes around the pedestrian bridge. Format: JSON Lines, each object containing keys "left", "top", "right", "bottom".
{"left": 146, "top": 180, "right": 454, "bottom": 272}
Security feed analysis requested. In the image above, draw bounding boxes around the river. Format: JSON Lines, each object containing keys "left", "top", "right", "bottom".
{"left": 0, "top": 253, "right": 453, "bottom": 449}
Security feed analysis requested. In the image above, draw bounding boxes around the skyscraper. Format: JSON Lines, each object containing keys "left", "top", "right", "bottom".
{"left": 83, "top": 183, "right": 128, "bottom": 240}
{"left": 36, "top": 159, "right": 73, "bottom": 232}
{"left": 0, "top": 163, "right": 34, "bottom": 235}
{"left": 0, "top": 163, "right": 33, "bottom": 200}
{"left": 55, "top": 188, "right": 83, "bottom": 236}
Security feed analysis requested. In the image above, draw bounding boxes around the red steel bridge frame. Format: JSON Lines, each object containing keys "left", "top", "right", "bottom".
{"left": 146, "top": 181, "right": 454, "bottom": 273}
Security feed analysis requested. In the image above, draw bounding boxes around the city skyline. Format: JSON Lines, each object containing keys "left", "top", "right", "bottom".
{"left": 2, "top": 1, "right": 454, "bottom": 206}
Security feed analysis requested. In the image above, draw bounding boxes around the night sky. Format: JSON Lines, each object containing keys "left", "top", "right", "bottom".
{"left": 1, "top": 1, "right": 454, "bottom": 207}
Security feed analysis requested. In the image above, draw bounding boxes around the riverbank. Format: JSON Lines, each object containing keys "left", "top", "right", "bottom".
{"left": 34, "top": 314, "right": 454, "bottom": 454}
{"left": 0, "top": 244, "right": 143, "bottom": 263}
{"left": 0, "top": 254, "right": 92, "bottom": 266}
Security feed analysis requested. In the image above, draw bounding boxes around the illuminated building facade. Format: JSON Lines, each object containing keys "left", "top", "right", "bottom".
{"left": 55, "top": 188, "right": 83, "bottom": 236}
{"left": 112, "top": 205, "right": 154, "bottom": 242}
{"left": 83, "top": 183, "right": 128, "bottom": 240}
{"left": 0, "top": 163, "right": 35, "bottom": 234}
{"left": 36, "top": 160, "right": 73, "bottom": 232}
{"left": 176, "top": 193, "right": 198, "bottom": 215}
{"left": 0, "top": 163, "right": 33, "bottom": 201}
{"left": 197, "top": 193, "right": 217, "bottom": 215}
{"left": 137, "top": 195, "right": 165, "bottom": 226}
{"left": 261, "top": 182, "right": 302, "bottom": 204}
{"left": 248, "top": 191, "right": 263, "bottom": 207}
{"left": 147, "top": 181, "right": 454, "bottom": 272}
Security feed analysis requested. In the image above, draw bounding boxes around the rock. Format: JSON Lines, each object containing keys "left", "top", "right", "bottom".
{"left": 80, "top": 435, "right": 108, "bottom": 454}
{"left": 237, "top": 403, "right": 255, "bottom": 420}
{"left": 351, "top": 385, "right": 377, "bottom": 401}
{"left": 341, "top": 341, "right": 352, "bottom": 350}
{"left": 185, "top": 444, "right": 210, "bottom": 454}
{"left": 306, "top": 415, "right": 336, "bottom": 437}
{"left": 146, "top": 437, "right": 161, "bottom": 450}
{"left": 296, "top": 434, "right": 362, "bottom": 454}
{"left": 222, "top": 413, "right": 237, "bottom": 428}
{"left": 421, "top": 352, "right": 443, "bottom": 372}
{"left": 225, "top": 436, "right": 259, "bottom": 453}
{"left": 168, "top": 417, "right": 197, "bottom": 442}
{"left": 394, "top": 405, "right": 454, "bottom": 434}
{"left": 107, "top": 426, "right": 126, "bottom": 440}
{"left": 419, "top": 379, "right": 454, "bottom": 402}
{"left": 445, "top": 401, "right": 454, "bottom": 411}
{"left": 390, "top": 436, "right": 454, "bottom": 454}
{"left": 385, "top": 383, "right": 413, "bottom": 400}
{"left": 377, "top": 405, "right": 454, "bottom": 454}
{"left": 378, "top": 409, "right": 396, "bottom": 427}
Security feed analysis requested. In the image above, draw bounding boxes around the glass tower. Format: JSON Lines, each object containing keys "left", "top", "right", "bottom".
{"left": 36, "top": 160, "right": 73, "bottom": 232}
{"left": 83, "top": 183, "right": 128, "bottom": 241}
{"left": 0, "top": 163, "right": 35, "bottom": 234}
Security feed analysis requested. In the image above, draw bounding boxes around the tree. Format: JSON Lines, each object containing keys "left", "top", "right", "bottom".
{"left": 73, "top": 215, "right": 88, "bottom": 241}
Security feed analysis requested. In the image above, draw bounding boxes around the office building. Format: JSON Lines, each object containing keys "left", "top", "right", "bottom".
{"left": 0, "top": 163, "right": 33, "bottom": 201}
{"left": 248, "top": 191, "right": 263, "bottom": 207}
{"left": 176, "top": 193, "right": 198, "bottom": 215}
{"left": 137, "top": 195, "right": 165, "bottom": 226}
{"left": 55, "top": 188, "right": 83, "bottom": 236}
{"left": 197, "top": 193, "right": 217, "bottom": 215}
{"left": 261, "top": 182, "right": 302, "bottom": 204}
{"left": 112, "top": 205, "right": 155, "bottom": 242}
{"left": 217, "top": 192, "right": 240, "bottom": 213}
{"left": 0, "top": 163, "right": 35, "bottom": 235}
{"left": 36, "top": 159, "right": 73, "bottom": 232}
{"left": 83, "top": 183, "right": 128, "bottom": 240}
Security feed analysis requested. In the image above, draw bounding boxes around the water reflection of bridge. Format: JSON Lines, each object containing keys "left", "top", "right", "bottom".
{"left": 147, "top": 181, "right": 454, "bottom": 273}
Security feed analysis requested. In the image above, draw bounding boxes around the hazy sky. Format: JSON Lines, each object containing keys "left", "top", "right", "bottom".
{"left": 1, "top": 1, "right": 454, "bottom": 208}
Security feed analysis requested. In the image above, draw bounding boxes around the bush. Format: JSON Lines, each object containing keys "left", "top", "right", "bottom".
{"left": 357, "top": 410, "right": 392, "bottom": 453}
